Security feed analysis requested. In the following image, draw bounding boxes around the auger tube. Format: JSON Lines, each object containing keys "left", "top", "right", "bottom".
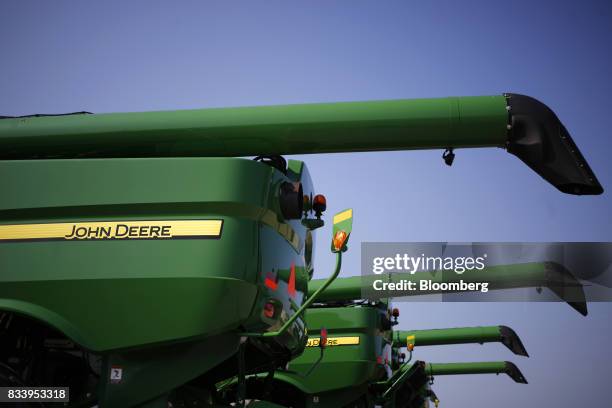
{"left": 425, "top": 361, "right": 528, "bottom": 384}
{"left": 0, "top": 94, "right": 602, "bottom": 195}
{"left": 308, "top": 261, "right": 588, "bottom": 315}
{"left": 394, "top": 326, "right": 529, "bottom": 356}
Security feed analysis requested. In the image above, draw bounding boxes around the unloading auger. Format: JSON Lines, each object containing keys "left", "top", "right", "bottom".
{"left": 393, "top": 326, "right": 529, "bottom": 357}
{"left": 0, "top": 93, "right": 602, "bottom": 195}
{"left": 0, "top": 93, "right": 602, "bottom": 407}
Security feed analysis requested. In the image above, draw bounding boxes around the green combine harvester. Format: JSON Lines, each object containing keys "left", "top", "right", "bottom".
{"left": 0, "top": 93, "right": 603, "bottom": 407}
{"left": 238, "top": 263, "right": 584, "bottom": 408}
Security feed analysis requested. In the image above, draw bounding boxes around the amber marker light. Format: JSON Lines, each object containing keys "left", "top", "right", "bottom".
{"left": 313, "top": 194, "right": 326, "bottom": 217}
{"left": 332, "top": 230, "right": 348, "bottom": 252}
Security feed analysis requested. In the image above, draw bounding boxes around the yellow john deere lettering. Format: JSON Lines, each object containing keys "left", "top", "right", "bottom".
{"left": 306, "top": 336, "right": 360, "bottom": 347}
{"left": 0, "top": 220, "right": 223, "bottom": 241}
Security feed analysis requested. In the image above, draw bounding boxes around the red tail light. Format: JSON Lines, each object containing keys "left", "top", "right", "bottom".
{"left": 263, "top": 302, "right": 275, "bottom": 318}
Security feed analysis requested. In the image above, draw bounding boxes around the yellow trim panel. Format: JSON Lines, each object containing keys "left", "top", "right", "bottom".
{"left": 333, "top": 209, "right": 353, "bottom": 225}
{"left": 306, "top": 336, "right": 360, "bottom": 347}
{"left": 0, "top": 220, "right": 223, "bottom": 241}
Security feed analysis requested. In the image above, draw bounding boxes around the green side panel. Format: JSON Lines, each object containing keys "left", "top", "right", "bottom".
{"left": 282, "top": 307, "right": 383, "bottom": 395}
{"left": 98, "top": 332, "right": 241, "bottom": 407}
{"left": 0, "top": 96, "right": 508, "bottom": 159}
{"left": 0, "top": 158, "right": 292, "bottom": 351}
{"left": 0, "top": 278, "right": 255, "bottom": 352}
{"left": 0, "top": 157, "right": 271, "bottom": 212}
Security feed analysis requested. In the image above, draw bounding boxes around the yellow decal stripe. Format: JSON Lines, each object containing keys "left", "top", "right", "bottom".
{"left": 306, "top": 336, "right": 360, "bottom": 347}
{"left": 0, "top": 220, "right": 223, "bottom": 241}
{"left": 333, "top": 209, "right": 353, "bottom": 225}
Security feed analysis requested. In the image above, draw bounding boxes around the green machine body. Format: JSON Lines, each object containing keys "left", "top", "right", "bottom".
{"left": 0, "top": 93, "right": 603, "bottom": 407}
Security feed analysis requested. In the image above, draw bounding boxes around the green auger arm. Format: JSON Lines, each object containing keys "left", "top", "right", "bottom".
{"left": 425, "top": 361, "right": 528, "bottom": 384}
{"left": 375, "top": 360, "right": 526, "bottom": 406}
{"left": 0, "top": 94, "right": 602, "bottom": 195}
{"left": 393, "top": 326, "right": 529, "bottom": 356}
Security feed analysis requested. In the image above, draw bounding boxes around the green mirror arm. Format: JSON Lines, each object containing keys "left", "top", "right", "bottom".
{"left": 240, "top": 251, "right": 342, "bottom": 338}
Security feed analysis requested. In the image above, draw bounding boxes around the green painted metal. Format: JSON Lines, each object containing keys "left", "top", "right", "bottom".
{"left": 0, "top": 156, "right": 316, "bottom": 406}
{"left": 243, "top": 251, "right": 342, "bottom": 339}
{"left": 396, "top": 326, "right": 501, "bottom": 347}
{"left": 0, "top": 96, "right": 508, "bottom": 159}
{"left": 282, "top": 306, "right": 383, "bottom": 395}
{"left": 0, "top": 158, "right": 278, "bottom": 351}
{"left": 241, "top": 208, "right": 351, "bottom": 338}
{"left": 394, "top": 325, "right": 529, "bottom": 356}
{"left": 425, "top": 361, "right": 528, "bottom": 384}
{"left": 98, "top": 332, "right": 241, "bottom": 407}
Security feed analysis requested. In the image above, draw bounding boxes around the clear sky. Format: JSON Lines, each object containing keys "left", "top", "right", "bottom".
{"left": 1, "top": 1, "right": 611, "bottom": 406}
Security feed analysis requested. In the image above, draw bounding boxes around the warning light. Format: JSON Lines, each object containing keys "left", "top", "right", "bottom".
{"left": 392, "top": 308, "right": 400, "bottom": 318}
{"left": 319, "top": 327, "right": 328, "bottom": 348}
{"left": 313, "top": 194, "right": 326, "bottom": 217}
{"left": 407, "top": 343, "right": 414, "bottom": 351}
{"left": 263, "top": 302, "right": 275, "bottom": 318}
{"left": 264, "top": 271, "right": 278, "bottom": 291}
{"left": 287, "top": 262, "right": 296, "bottom": 298}
{"left": 332, "top": 230, "right": 348, "bottom": 252}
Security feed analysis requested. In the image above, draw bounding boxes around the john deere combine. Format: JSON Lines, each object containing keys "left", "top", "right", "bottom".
{"left": 242, "top": 262, "right": 585, "bottom": 408}
{"left": 0, "top": 93, "right": 602, "bottom": 407}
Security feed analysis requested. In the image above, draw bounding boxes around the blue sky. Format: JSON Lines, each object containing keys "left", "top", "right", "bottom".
{"left": 2, "top": 1, "right": 611, "bottom": 406}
